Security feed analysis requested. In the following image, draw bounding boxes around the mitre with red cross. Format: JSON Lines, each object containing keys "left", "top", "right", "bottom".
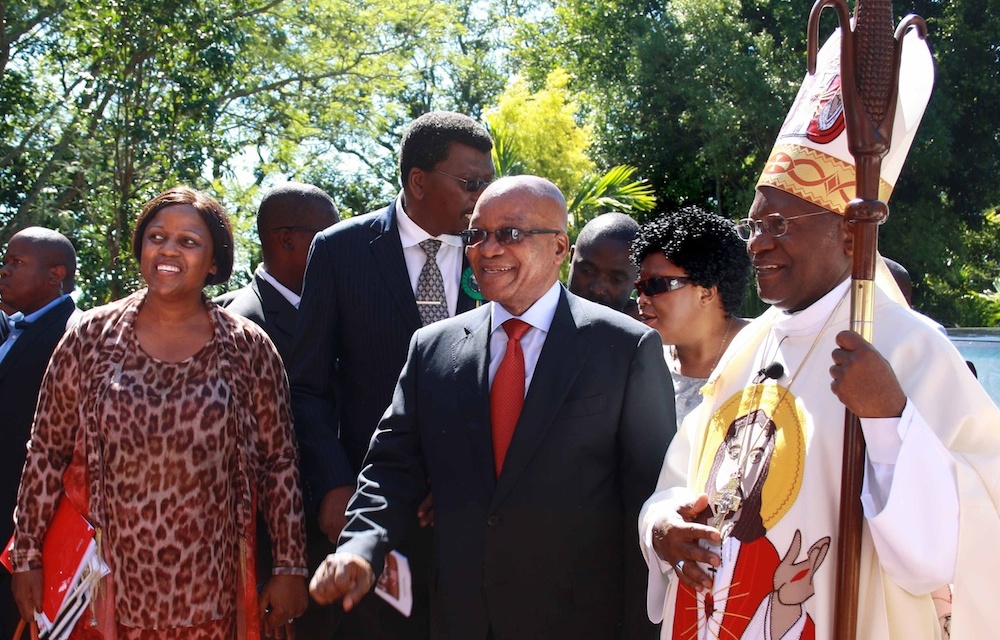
{"left": 756, "top": 27, "right": 934, "bottom": 214}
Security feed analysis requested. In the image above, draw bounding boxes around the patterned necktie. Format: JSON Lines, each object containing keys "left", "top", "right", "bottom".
{"left": 416, "top": 239, "right": 449, "bottom": 326}
{"left": 490, "top": 318, "right": 531, "bottom": 477}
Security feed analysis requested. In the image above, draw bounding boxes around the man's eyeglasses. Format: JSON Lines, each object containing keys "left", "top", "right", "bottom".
{"left": 735, "top": 211, "right": 829, "bottom": 241}
{"left": 434, "top": 169, "right": 494, "bottom": 193}
{"left": 460, "top": 228, "right": 562, "bottom": 247}
{"left": 634, "top": 276, "right": 694, "bottom": 297}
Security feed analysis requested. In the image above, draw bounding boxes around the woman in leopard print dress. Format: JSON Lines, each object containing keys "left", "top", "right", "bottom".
{"left": 11, "top": 187, "right": 308, "bottom": 639}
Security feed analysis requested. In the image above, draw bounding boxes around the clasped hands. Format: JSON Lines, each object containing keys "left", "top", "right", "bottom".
{"left": 650, "top": 495, "right": 721, "bottom": 592}
{"left": 309, "top": 553, "right": 375, "bottom": 610}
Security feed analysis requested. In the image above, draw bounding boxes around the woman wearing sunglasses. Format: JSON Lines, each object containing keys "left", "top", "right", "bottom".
{"left": 631, "top": 206, "right": 752, "bottom": 424}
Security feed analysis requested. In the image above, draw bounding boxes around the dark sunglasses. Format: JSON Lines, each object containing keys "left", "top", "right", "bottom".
{"left": 460, "top": 227, "right": 562, "bottom": 247}
{"left": 433, "top": 169, "right": 494, "bottom": 193}
{"left": 634, "top": 275, "right": 694, "bottom": 297}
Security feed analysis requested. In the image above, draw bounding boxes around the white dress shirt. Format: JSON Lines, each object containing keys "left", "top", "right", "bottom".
{"left": 395, "top": 196, "right": 464, "bottom": 318}
{"left": 256, "top": 265, "right": 301, "bottom": 309}
{"left": 488, "top": 282, "right": 562, "bottom": 395}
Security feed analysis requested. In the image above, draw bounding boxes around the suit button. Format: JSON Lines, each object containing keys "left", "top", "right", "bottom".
{"left": 487, "top": 515, "right": 499, "bottom": 527}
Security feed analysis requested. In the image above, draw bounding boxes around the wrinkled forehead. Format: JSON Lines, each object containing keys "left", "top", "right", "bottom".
{"left": 472, "top": 189, "right": 565, "bottom": 229}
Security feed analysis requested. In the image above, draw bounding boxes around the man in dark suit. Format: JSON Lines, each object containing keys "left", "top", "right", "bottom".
{"left": 216, "top": 182, "right": 340, "bottom": 361}
{"left": 309, "top": 176, "right": 676, "bottom": 639}
{"left": 217, "top": 182, "right": 339, "bottom": 635}
{"left": 288, "top": 111, "right": 495, "bottom": 638}
{"left": 0, "top": 227, "right": 78, "bottom": 636}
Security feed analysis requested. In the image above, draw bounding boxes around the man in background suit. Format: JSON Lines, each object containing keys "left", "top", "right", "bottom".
{"left": 288, "top": 111, "right": 494, "bottom": 638}
{"left": 310, "top": 176, "right": 676, "bottom": 639}
{"left": 0, "top": 227, "right": 78, "bottom": 636}
{"left": 217, "top": 182, "right": 339, "bottom": 634}
{"left": 217, "top": 182, "right": 340, "bottom": 360}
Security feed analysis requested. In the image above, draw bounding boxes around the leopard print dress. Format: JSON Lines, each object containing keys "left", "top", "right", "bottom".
{"left": 101, "top": 329, "right": 238, "bottom": 637}
{"left": 12, "top": 291, "right": 307, "bottom": 639}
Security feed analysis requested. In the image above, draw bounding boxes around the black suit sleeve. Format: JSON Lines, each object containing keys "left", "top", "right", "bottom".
{"left": 336, "top": 330, "right": 429, "bottom": 575}
{"left": 621, "top": 327, "right": 677, "bottom": 639}
{"left": 287, "top": 233, "right": 355, "bottom": 509}
{"left": 620, "top": 328, "right": 677, "bottom": 516}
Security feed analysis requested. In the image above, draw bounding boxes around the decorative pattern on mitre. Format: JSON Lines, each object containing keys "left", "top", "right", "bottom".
{"left": 759, "top": 143, "right": 892, "bottom": 215}
{"left": 756, "top": 28, "right": 933, "bottom": 216}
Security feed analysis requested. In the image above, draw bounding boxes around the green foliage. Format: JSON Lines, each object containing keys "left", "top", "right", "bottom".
{"left": 0, "top": 0, "right": 455, "bottom": 306}
{"left": 488, "top": 121, "right": 527, "bottom": 179}
{"left": 567, "top": 165, "right": 656, "bottom": 229}
{"left": 484, "top": 69, "right": 594, "bottom": 197}
{"left": 482, "top": 72, "right": 656, "bottom": 235}
{"left": 2, "top": 0, "right": 997, "bottom": 325}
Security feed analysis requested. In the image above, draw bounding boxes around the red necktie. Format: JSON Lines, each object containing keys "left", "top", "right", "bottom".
{"left": 490, "top": 318, "right": 531, "bottom": 477}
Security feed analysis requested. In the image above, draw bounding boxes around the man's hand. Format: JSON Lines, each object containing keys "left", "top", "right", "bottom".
{"left": 650, "top": 494, "right": 721, "bottom": 592}
{"left": 318, "top": 486, "right": 355, "bottom": 543}
{"left": 12, "top": 569, "right": 42, "bottom": 622}
{"left": 259, "top": 574, "right": 308, "bottom": 639}
{"left": 417, "top": 492, "right": 434, "bottom": 528}
{"left": 830, "top": 330, "right": 906, "bottom": 418}
{"left": 309, "top": 553, "right": 375, "bottom": 611}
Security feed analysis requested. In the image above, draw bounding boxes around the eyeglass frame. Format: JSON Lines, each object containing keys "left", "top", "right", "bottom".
{"left": 460, "top": 227, "right": 563, "bottom": 247}
{"left": 734, "top": 210, "right": 830, "bottom": 241}
{"left": 634, "top": 275, "right": 695, "bottom": 297}
{"left": 433, "top": 169, "right": 494, "bottom": 193}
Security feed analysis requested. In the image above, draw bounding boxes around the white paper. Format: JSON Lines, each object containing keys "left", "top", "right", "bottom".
{"left": 374, "top": 550, "right": 412, "bottom": 617}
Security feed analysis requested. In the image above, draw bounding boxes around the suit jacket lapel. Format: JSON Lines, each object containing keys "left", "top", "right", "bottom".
{"left": 490, "top": 290, "right": 590, "bottom": 509}
{"left": 0, "top": 297, "right": 74, "bottom": 383}
{"left": 254, "top": 277, "right": 296, "bottom": 339}
{"left": 370, "top": 204, "right": 422, "bottom": 332}
{"left": 454, "top": 308, "right": 496, "bottom": 492}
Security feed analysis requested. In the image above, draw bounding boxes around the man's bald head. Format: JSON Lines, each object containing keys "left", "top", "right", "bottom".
{"left": 255, "top": 182, "right": 339, "bottom": 294}
{"left": 568, "top": 212, "right": 639, "bottom": 312}
{"left": 883, "top": 257, "right": 913, "bottom": 305}
{"left": 257, "top": 182, "right": 339, "bottom": 236}
{"left": 475, "top": 175, "right": 568, "bottom": 231}
{"left": 0, "top": 226, "right": 76, "bottom": 314}
{"left": 9, "top": 227, "right": 76, "bottom": 290}
{"left": 467, "top": 176, "right": 570, "bottom": 316}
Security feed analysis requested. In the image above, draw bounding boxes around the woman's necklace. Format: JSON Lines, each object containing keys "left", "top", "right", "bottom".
{"left": 711, "top": 316, "right": 736, "bottom": 374}
{"left": 672, "top": 316, "right": 736, "bottom": 378}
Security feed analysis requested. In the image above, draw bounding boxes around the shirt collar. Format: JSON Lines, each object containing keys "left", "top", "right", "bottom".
{"left": 774, "top": 276, "right": 851, "bottom": 337}
{"left": 395, "top": 194, "right": 464, "bottom": 249}
{"left": 255, "top": 265, "right": 301, "bottom": 309}
{"left": 491, "top": 282, "right": 562, "bottom": 335}
{"left": 21, "top": 294, "right": 70, "bottom": 324}
{"left": 5, "top": 312, "right": 22, "bottom": 333}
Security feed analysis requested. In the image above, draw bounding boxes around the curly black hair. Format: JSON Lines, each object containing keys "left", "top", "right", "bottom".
{"left": 630, "top": 205, "right": 752, "bottom": 317}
